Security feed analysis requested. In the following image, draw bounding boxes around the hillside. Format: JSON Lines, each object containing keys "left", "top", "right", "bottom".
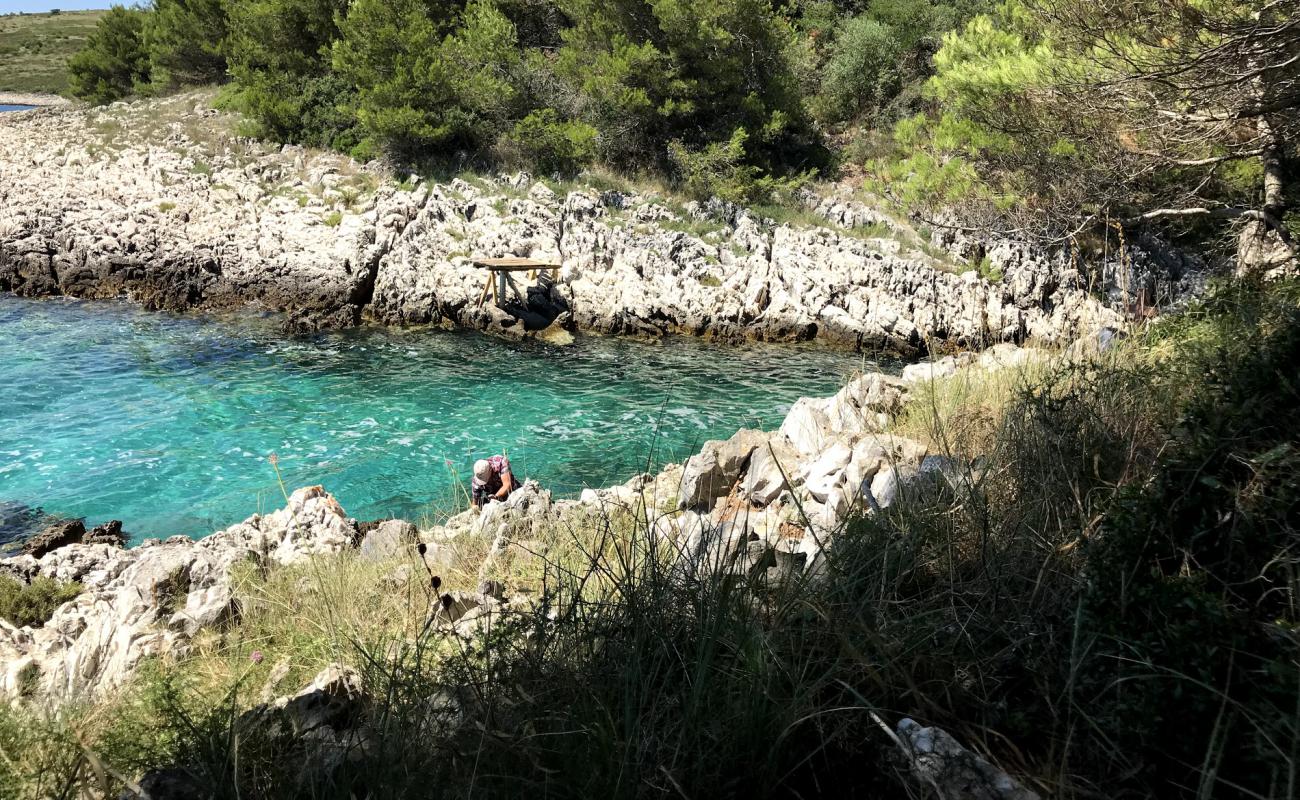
{"left": 0, "top": 10, "right": 104, "bottom": 95}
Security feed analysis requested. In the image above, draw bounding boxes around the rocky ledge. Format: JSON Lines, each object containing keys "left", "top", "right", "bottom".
{"left": 0, "top": 92, "right": 1133, "bottom": 354}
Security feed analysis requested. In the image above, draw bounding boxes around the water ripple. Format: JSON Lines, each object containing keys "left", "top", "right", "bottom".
{"left": 0, "top": 295, "right": 890, "bottom": 542}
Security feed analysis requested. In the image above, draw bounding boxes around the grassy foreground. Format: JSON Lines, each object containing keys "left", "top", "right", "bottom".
{"left": 0, "top": 10, "right": 104, "bottom": 95}
{"left": 2, "top": 279, "right": 1298, "bottom": 799}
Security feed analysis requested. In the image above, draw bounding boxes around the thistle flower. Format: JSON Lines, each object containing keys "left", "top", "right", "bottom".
{"left": 250, "top": 650, "right": 264, "bottom": 664}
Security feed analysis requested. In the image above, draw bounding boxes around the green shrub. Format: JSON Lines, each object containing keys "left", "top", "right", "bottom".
{"left": 504, "top": 108, "right": 597, "bottom": 176}
{"left": 223, "top": 0, "right": 351, "bottom": 144}
{"left": 67, "top": 5, "right": 151, "bottom": 104}
{"left": 0, "top": 576, "right": 82, "bottom": 628}
{"left": 668, "top": 127, "right": 791, "bottom": 204}
{"left": 812, "top": 16, "right": 902, "bottom": 124}
{"left": 142, "top": 0, "right": 229, "bottom": 91}
{"left": 332, "top": 0, "right": 520, "bottom": 155}
{"left": 975, "top": 255, "right": 1002, "bottom": 282}
{"left": 1077, "top": 279, "right": 1300, "bottom": 794}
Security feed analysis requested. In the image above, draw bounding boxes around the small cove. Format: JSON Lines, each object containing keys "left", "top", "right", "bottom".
{"left": 0, "top": 295, "right": 888, "bottom": 544}
{"left": 0, "top": 104, "right": 37, "bottom": 112}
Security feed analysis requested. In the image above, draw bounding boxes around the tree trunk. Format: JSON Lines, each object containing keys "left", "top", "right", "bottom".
{"left": 1237, "top": 48, "right": 1294, "bottom": 274}
{"left": 1259, "top": 114, "right": 1286, "bottom": 217}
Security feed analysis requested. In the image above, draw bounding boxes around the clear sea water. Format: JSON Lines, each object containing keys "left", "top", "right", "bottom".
{"left": 0, "top": 295, "right": 882, "bottom": 544}
{"left": 0, "top": 105, "right": 36, "bottom": 112}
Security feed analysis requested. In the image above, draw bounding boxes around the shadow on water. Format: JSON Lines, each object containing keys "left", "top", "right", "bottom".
{"left": 0, "top": 500, "right": 57, "bottom": 552}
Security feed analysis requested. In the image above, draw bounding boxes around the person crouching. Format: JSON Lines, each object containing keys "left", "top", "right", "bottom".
{"left": 472, "top": 454, "right": 516, "bottom": 510}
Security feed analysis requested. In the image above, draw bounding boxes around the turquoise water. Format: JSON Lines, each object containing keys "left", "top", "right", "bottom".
{"left": 0, "top": 105, "right": 36, "bottom": 112}
{"left": 1, "top": 295, "right": 880, "bottom": 544}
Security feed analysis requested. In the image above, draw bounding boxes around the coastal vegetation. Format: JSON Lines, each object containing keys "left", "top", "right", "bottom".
{"left": 54, "top": 0, "right": 1298, "bottom": 262}
{"left": 0, "top": 576, "right": 81, "bottom": 629}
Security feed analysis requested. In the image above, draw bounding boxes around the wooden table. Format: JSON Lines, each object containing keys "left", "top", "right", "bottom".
{"left": 472, "top": 257, "right": 561, "bottom": 307}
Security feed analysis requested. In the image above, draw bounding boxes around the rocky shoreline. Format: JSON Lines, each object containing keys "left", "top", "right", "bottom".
{"left": 0, "top": 343, "right": 1049, "bottom": 798}
{"left": 0, "top": 91, "right": 1140, "bottom": 355}
{"left": 0, "top": 91, "right": 69, "bottom": 107}
{"left": 0, "top": 342, "right": 1043, "bottom": 704}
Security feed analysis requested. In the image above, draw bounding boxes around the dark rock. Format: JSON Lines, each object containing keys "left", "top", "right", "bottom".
{"left": 84, "top": 520, "right": 128, "bottom": 548}
{"left": 120, "top": 767, "right": 205, "bottom": 800}
{"left": 22, "top": 519, "right": 85, "bottom": 557}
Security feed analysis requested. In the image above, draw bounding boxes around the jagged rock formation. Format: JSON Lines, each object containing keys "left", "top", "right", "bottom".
{"left": 0, "top": 486, "right": 355, "bottom": 701}
{"left": 0, "top": 93, "right": 1123, "bottom": 353}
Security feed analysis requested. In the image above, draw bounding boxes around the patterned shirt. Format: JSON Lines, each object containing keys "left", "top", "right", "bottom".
{"left": 472, "top": 454, "right": 512, "bottom": 503}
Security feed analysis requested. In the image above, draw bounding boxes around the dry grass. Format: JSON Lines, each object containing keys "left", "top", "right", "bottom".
{"left": 891, "top": 357, "right": 1053, "bottom": 455}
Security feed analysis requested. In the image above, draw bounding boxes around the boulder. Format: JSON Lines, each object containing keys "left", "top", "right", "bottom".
{"left": 84, "top": 520, "right": 128, "bottom": 548}
{"left": 277, "top": 664, "right": 366, "bottom": 737}
{"left": 865, "top": 454, "right": 963, "bottom": 511}
{"left": 22, "top": 519, "right": 85, "bottom": 557}
{"left": 800, "top": 441, "right": 854, "bottom": 503}
{"left": 895, "top": 718, "right": 1041, "bottom": 800}
{"left": 843, "top": 439, "right": 890, "bottom": 498}
{"left": 777, "top": 397, "right": 832, "bottom": 456}
{"left": 824, "top": 372, "right": 909, "bottom": 434}
{"left": 742, "top": 435, "right": 801, "bottom": 505}
{"left": 901, "top": 357, "right": 959, "bottom": 384}
{"left": 120, "top": 768, "right": 206, "bottom": 800}
{"left": 358, "top": 519, "right": 418, "bottom": 562}
{"left": 678, "top": 428, "right": 768, "bottom": 509}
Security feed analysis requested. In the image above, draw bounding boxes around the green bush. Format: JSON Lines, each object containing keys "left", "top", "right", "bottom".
{"left": 332, "top": 0, "right": 520, "bottom": 156}
{"left": 504, "top": 108, "right": 597, "bottom": 176}
{"left": 668, "top": 127, "right": 811, "bottom": 204}
{"left": 67, "top": 5, "right": 151, "bottom": 104}
{"left": 1078, "top": 279, "right": 1300, "bottom": 794}
{"left": 812, "top": 16, "right": 902, "bottom": 124}
{"left": 223, "top": 0, "right": 350, "bottom": 143}
{"left": 0, "top": 576, "right": 81, "bottom": 628}
{"left": 142, "top": 0, "right": 229, "bottom": 91}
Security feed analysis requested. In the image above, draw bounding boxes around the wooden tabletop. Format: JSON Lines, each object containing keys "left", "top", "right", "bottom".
{"left": 471, "top": 257, "right": 561, "bottom": 271}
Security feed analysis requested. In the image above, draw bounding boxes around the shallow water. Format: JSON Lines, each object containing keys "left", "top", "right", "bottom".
{"left": 1, "top": 295, "right": 886, "bottom": 543}
{"left": 0, "top": 104, "right": 36, "bottom": 112}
